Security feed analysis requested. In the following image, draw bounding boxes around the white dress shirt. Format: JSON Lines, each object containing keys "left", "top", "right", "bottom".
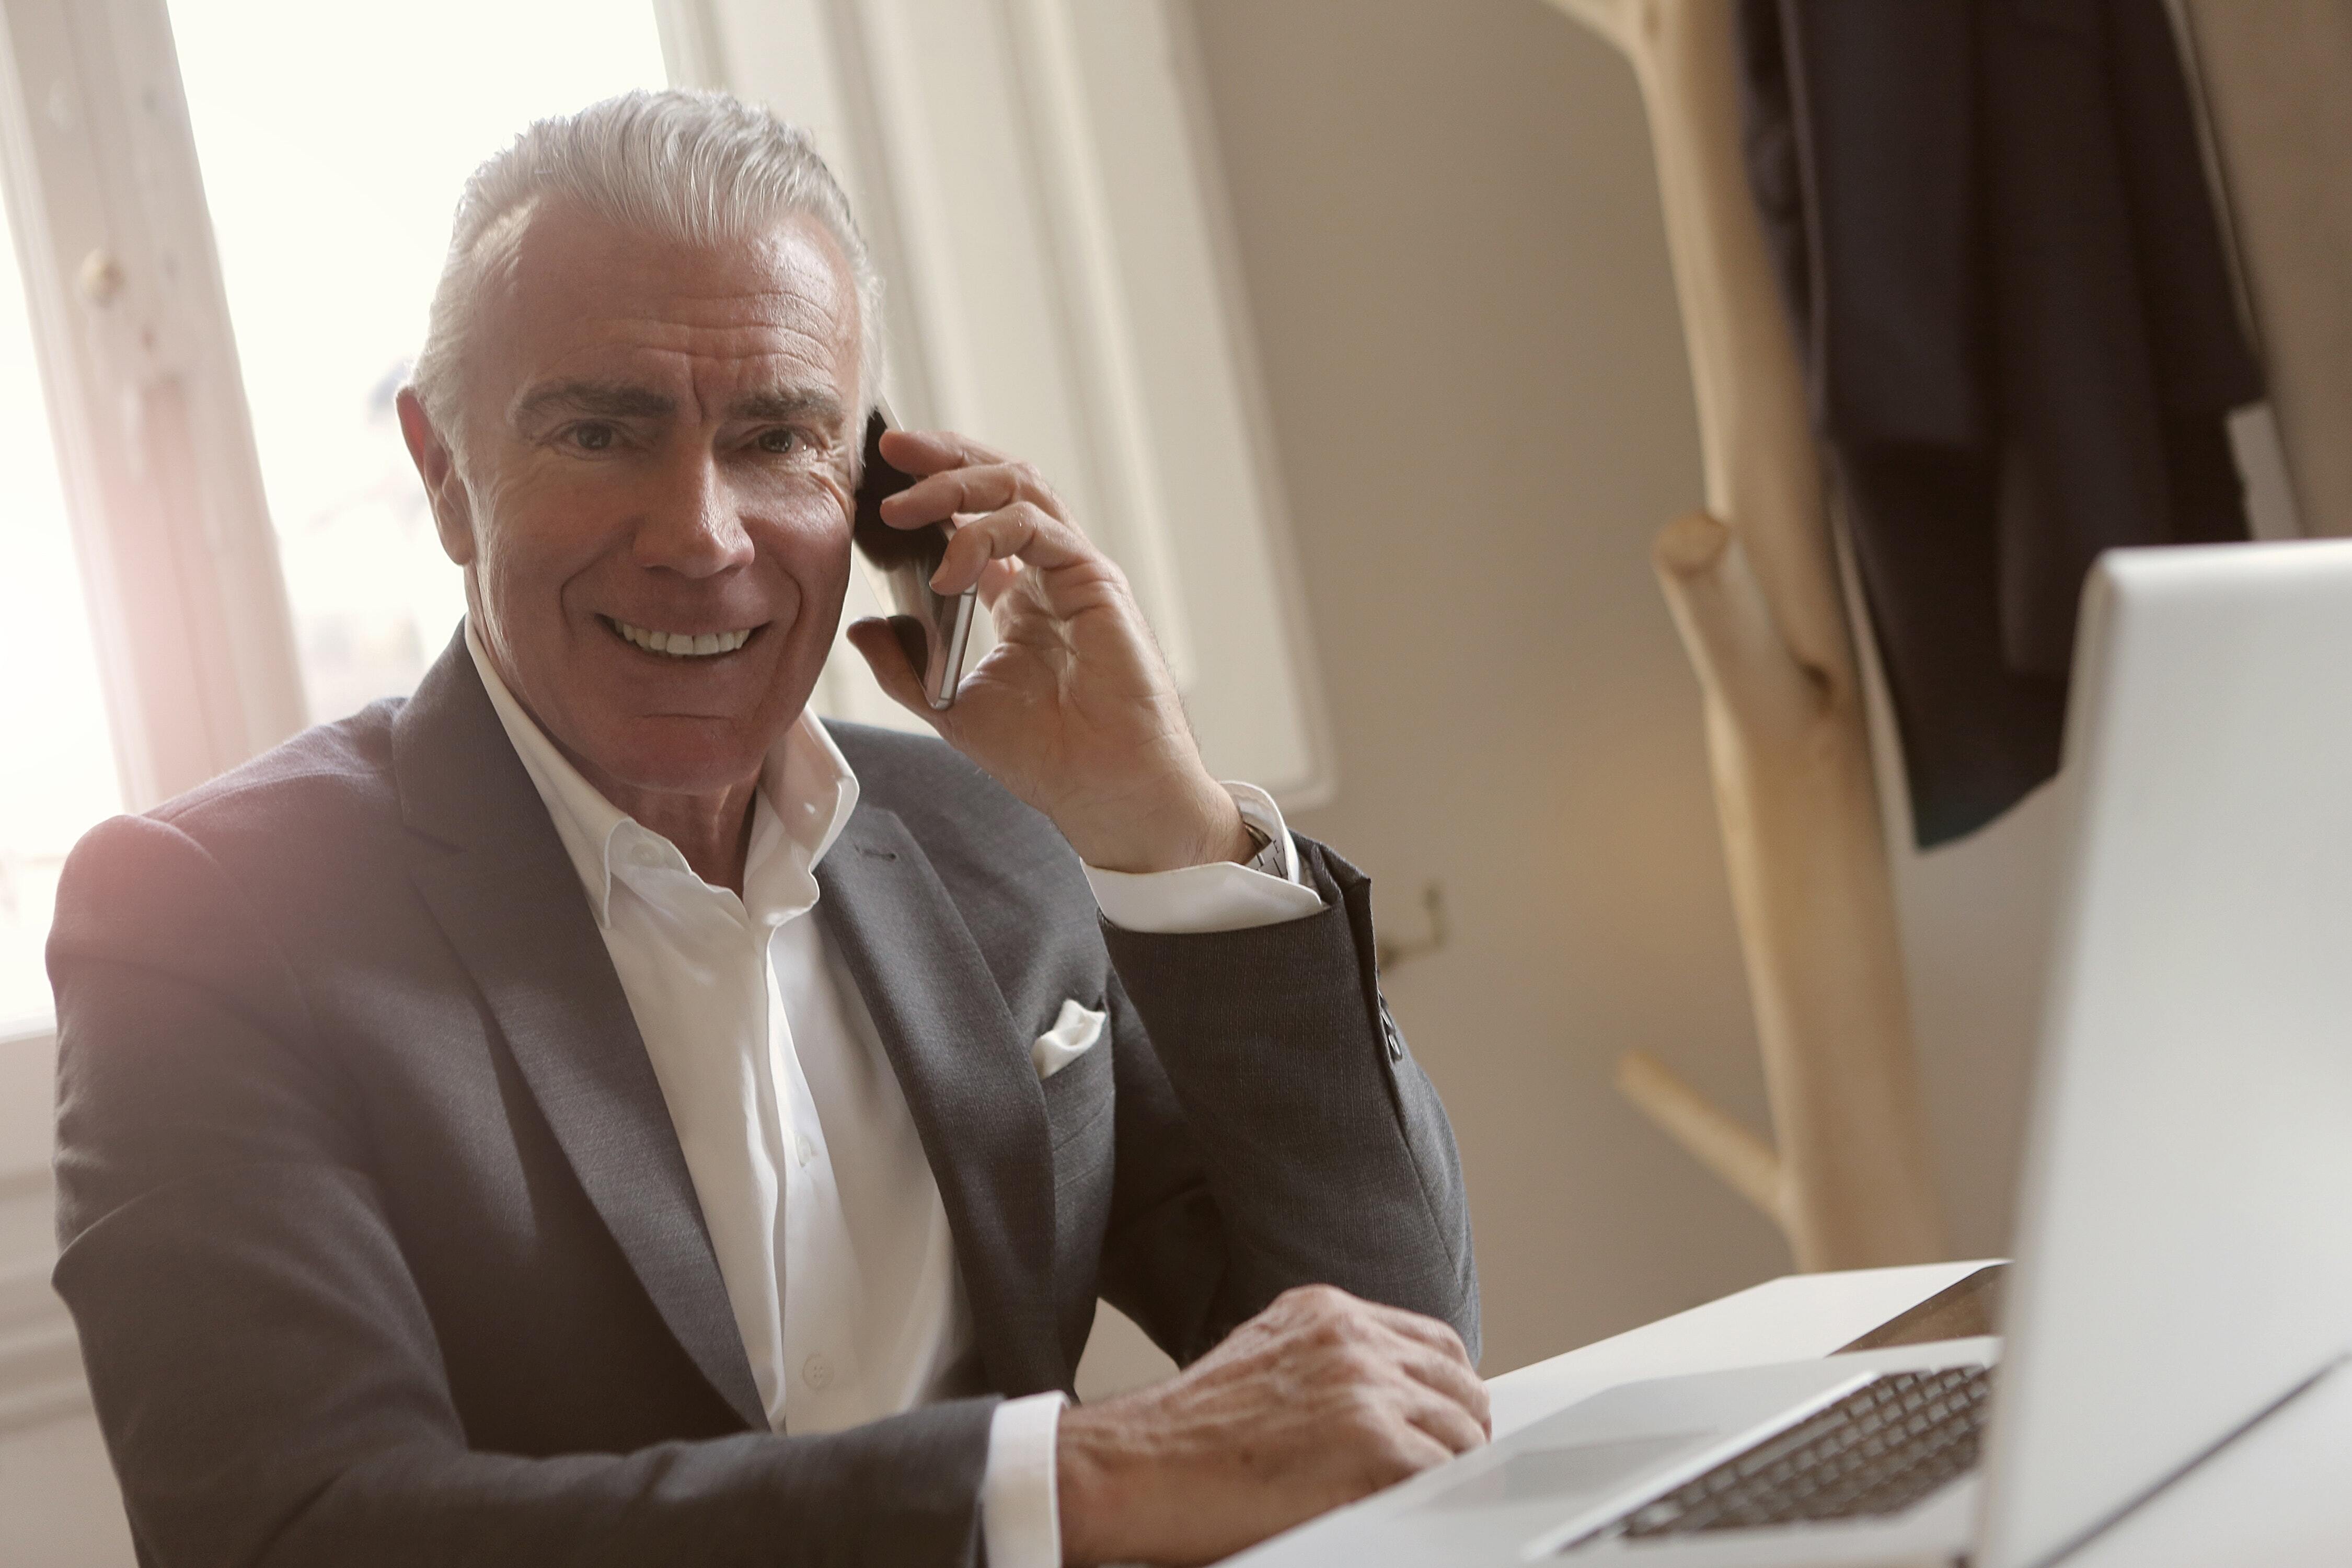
{"left": 465, "top": 627, "right": 1319, "bottom": 1566}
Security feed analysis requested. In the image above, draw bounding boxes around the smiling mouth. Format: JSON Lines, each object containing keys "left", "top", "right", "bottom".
{"left": 603, "top": 617, "right": 760, "bottom": 659}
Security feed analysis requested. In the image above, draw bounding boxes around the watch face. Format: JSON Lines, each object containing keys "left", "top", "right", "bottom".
{"left": 1246, "top": 831, "right": 1285, "bottom": 877}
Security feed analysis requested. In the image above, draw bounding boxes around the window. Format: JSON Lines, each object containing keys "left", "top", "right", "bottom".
{"left": 0, "top": 189, "right": 122, "bottom": 1034}
{"left": 165, "top": 0, "right": 673, "bottom": 723}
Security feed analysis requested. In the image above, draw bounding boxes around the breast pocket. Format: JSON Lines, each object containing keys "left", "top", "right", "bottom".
{"left": 1039, "top": 1000, "right": 1115, "bottom": 1180}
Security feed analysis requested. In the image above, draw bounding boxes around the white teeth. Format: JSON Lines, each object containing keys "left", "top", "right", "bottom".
{"left": 612, "top": 620, "right": 753, "bottom": 658}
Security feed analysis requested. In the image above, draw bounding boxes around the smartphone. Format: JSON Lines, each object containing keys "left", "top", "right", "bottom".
{"left": 851, "top": 407, "right": 975, "bottom": 711}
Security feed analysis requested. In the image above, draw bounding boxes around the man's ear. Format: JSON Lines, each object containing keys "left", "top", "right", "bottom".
{"left": 397, "top": 386, "right": 477, "bottom": 567}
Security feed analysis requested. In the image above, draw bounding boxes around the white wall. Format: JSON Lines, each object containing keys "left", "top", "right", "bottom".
{"left": 0, "top": 1031, "right": 134, "bottom": 1566}
{"left": 0, "top": 1409, "right": 131, "bottom": 1567}
{"left": 1181, "top": 0, "right": 1792, "bottom": 1375}
{"left": 1178, "top": 0, "right": 2058, "bottom": 1375}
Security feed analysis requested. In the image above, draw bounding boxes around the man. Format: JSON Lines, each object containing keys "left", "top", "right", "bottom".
{"left": 49, "top": 91, "right": 1480, "bottom": 1566}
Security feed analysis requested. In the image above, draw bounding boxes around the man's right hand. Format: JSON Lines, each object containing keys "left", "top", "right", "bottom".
{"left": 1055, "top": 1284, "right": 1490, "bottom": 1566}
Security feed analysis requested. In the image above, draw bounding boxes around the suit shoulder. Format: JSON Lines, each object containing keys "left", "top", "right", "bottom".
{"left": 143, "top": 700, "right": 404, "bottom": 854}
{"left": 51, "top": 705, "right": 399, "bottom": 994}
{"left": 823, "top": 718, "right": 971, "bottom": 786}
{"left": 821, "top": 719, "right": 1080, "bottom": 871}
{"left": 823, "top": 720, "right": 1022, "bottom": 823}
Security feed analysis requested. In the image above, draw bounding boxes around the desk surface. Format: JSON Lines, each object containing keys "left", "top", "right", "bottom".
{"left": 1485, "top": 1261, "right": 1994, "bottom": 1442}
{"left": 1368, "top": 1260, "right": 2352, "bottom": 1565}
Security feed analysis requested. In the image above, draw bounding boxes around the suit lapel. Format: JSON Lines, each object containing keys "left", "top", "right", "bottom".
{"left": 393, "top": 637, "right": 767, "bottom": 1431}
{"left": 816, "top": 805, "right": 1066, "bottom": 1398}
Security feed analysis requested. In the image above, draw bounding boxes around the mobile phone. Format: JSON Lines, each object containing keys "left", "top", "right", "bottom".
{"left": 851, "top": 407, "right": 975, "bottom": 711}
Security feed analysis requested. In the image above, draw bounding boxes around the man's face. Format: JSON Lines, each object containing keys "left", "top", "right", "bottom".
{"left": 407, "top": 200, "right": 860, "bottom": 803}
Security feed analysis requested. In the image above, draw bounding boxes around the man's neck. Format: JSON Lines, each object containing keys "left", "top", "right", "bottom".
{"left": 465, "top": 620, "right": 773, "bottom": 895}
{"left": 570, "top": 757, "right": 762, "bottom": 894}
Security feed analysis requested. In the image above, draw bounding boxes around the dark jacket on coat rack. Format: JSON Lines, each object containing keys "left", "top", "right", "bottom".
{"left": 1738, "top": 0, "right": 2263, "bottom": 846}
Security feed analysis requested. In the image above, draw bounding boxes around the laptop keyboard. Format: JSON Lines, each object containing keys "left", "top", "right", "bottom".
{"left": 1561, "top": 1365, "right": 1991, "bottom": 1551}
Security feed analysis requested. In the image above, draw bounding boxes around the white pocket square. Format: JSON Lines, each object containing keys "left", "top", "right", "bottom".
{"left": 1033, "top": 998, "right": 1106, "bottom": 1080}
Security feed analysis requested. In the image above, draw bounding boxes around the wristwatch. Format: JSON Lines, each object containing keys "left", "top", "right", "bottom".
{"left": 1240, "top": 821, "right": 1287, "bottom": 879}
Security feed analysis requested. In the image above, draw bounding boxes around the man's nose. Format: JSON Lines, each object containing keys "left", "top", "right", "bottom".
{"left": 632, "top": 449, "right": 754, "bottom": 578}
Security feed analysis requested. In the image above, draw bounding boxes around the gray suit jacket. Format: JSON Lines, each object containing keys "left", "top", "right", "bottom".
{"left": 48, "top": 633, "right": 1476, "bottom": 1566}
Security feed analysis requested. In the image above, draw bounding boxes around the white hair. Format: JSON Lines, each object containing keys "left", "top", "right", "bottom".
{"left": 409, "top": 89, "right": 883, "bottom": 463}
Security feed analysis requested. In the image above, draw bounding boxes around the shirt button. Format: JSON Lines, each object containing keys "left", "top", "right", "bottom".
{"left": 795, "top": 1133, "right": 815, "bottom": 1167}
{"left": 802, "top": 1354, "right": 835, "bottom": 1391}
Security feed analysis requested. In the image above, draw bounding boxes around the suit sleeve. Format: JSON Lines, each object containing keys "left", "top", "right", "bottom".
{"left": 1091, "top": 836, "right": 1479, "bottom": 1367}
{"left": 48, "top": 814, "right": 996, "bottom": 1568}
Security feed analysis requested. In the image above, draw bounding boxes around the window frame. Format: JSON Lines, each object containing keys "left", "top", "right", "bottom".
{"left": 0, "top": 0, "right": 305, "bottom": 822}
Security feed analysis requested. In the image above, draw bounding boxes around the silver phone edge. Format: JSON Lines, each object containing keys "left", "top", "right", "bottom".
{"left": 926, "top": 589, "right": 976, "bottom": 710}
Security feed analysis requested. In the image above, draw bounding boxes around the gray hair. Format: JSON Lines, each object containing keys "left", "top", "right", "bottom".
{"left": 409, "top": 89, "right": 883, "bottom": 463}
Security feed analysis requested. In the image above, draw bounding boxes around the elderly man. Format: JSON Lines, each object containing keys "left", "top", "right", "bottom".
{"left": 49, "top": 91, "right": 1479, "bottom": 1566}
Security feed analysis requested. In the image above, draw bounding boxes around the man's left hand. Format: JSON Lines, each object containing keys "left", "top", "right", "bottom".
{"left": 845, "top": 428, "right": 1253, "bottom": 874}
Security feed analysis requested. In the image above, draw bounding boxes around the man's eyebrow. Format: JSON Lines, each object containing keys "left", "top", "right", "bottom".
{"left": 512, "top": 380, "right": 677, "bottom": 424}
{"left": 510, "top": 382, "right": 847, "bottom": 431}
{"left": 728, "top": 388, "right": 846, "bottom": 427}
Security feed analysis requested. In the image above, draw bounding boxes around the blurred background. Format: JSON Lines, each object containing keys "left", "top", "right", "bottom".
{"left": 3, "top": 1, "right": 2319, "bottom": 1559}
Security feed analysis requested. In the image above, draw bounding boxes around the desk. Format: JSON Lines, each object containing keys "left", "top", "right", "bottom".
{"left": 1251, "top": 1261, "right": 2352, "bottom": 1564}
{"left": 1485, "top": 1261, "right": 1993, "bottom": 1443}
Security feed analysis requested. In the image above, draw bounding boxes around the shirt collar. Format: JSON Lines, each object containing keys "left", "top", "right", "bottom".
{"left": 464, "top": 619, "right": 860, "bottom": 927}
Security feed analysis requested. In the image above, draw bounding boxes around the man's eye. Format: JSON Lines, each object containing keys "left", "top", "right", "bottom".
{"left": 567, "top": 423, "right": 617, "bottom": 452}
{"left": 755, "top": 428, "right": 798, "bottom": 455}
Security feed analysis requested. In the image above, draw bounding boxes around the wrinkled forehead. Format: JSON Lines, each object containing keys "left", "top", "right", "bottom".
{"left": 466, "top": 197, "right": 862, "bottom": 418}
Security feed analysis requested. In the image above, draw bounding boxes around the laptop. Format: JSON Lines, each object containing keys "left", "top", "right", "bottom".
{"left": 1235, "top": 539, "right": 2352, "bottom": 1568}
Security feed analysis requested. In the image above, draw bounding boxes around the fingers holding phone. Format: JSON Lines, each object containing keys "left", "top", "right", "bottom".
{"left": 842, "top": 423, "right": 1249, "bottom": 875}
{"left": 849, "top": 409, "right": 974, "bottom": 710}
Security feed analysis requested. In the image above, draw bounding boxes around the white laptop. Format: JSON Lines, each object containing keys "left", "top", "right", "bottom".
{"left": 1236, "top": 539, "right": 2352, "bottom": 1568}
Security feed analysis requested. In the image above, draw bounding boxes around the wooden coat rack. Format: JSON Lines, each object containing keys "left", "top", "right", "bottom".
{"left": 1541, "top": 0, "right": 1946, "bottom": 1271}
{"left": 2181, "top": 0, "right": 2352, "bottom": 544}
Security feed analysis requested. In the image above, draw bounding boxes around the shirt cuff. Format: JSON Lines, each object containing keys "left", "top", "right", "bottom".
{"left": 982, "top": 1391, "right": 1068, "bottom": 1568}
{"left": 1085, "top": 782, "right": 1327, "bottom": 935}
